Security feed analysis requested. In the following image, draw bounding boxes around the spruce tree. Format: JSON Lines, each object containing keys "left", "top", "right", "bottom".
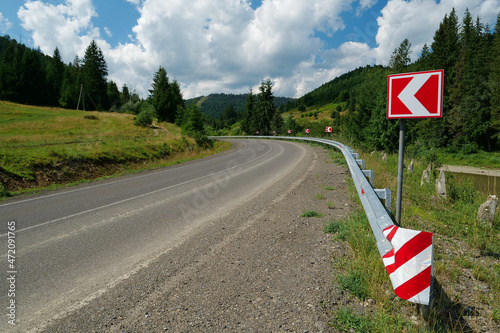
{"left": 389, "top": 39, "right": 412, "bottom": 72}
{"left": 82, "top": 40, "right": 108, "bottom": 110}
{"left": 46, "top": 47, "right": 65, "bottom": 106}
{"left": 242, "top": 88, "right": 256, "bottom": 134}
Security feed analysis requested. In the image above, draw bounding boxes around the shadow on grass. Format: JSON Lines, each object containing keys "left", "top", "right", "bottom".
{"left": 422, "top": 277, "right": 476, "bottom": 333}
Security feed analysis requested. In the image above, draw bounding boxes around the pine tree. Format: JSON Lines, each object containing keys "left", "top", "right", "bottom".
{"left": 490, "top": 12, "right": 500, "bottom": 145}
{"left": 46, "top": 47, "right": 65, "bottom": 106}
{"left": 59, "top": 56, "right": 82, "bottom": 109}
{"left": 389, "top": 38, "right": 412, "bottom": 72}
{"left": 19, "top": 48, "right": 46, "bottom": 105}
{"left": 82, "top": 40, "right": 108, "bottom": 110}
{"left": 255, "top": 79, "right": 276, "bottom": 135}
{"left": 242, "top": 88, "right": 256, "bottom": 134}
{"left": 107, "top": 80, "right": 121, "bottom": 110}
{"left": 150, "top": 66, "right": 183, "bottom": 123}
{"left": 182, "top": 103, "right": 205, "bottom": 134}
{"left": 0, "top": 39, "right": 23, "bottom": 102}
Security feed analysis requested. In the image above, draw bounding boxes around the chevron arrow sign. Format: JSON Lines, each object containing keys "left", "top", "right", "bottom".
{"left": 387, "top": 70, "right": 444, "bottom": 119}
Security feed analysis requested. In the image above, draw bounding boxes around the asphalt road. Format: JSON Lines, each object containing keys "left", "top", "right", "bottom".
{"left": 0, "top": 139, "right": 311, "bottom": 332}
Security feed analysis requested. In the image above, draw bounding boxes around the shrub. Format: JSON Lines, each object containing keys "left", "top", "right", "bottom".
{"left": 193, "top": 133, "right": 213, "bottom": 149}
{"left": 134, "top": 104, "right": 155, "bottom": 127}
{"left": 0, "top": 184, "right": 10, "bottom": 198}
{"left": 84, "top": 114, "right": 99, "bottom": 120}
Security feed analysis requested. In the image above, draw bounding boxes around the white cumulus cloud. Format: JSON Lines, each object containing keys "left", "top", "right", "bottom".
{"left": 18, "top": 0, "right": 101, "bottom": 62}
{"left": 0, "top": 12, "right": 12, "bottom": 34}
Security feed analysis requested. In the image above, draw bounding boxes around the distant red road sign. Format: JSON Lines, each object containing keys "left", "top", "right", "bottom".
{"left": 387, "top": 70, "right": 443, "bottom": 119}
{"left": 287, "top": 130, "right": 292, "bottom": 134}
{"left": 305, "top": 129, "right": 310, "bottom": 134}
{"left": 325, "top": 127, "right": 332, "bottom": 133}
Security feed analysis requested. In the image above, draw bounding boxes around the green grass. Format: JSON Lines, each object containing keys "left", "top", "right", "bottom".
{"left": 315, "top": 193, "right": 325, "bottom": 199}
{"left": 300, "top": 210, "right": 324, "bottom": 218}
{"left": 0, "top": 101, "right": 230, "bottom": 195}
{"left": 0, "top": 101, "right": 191, "bottom": 178}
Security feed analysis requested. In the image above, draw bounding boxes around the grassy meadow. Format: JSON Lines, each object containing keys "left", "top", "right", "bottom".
{"left": 0, "top": 101, "right": 230, "bottom": 195}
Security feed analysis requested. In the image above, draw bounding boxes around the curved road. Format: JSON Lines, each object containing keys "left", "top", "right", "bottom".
{"left": 0, "top": 139, "right": 313, "bottom": 332}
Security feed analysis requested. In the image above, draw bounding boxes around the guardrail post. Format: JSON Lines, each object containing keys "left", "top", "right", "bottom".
{"left": 375, "top": 188, "right": 392, "bottom": 210}
{"left": 356, "top": 159, "right": 365, "bottom": 170}
{"left": 352, "top": 152, "right": 359, "bottom": 159}
{"left": 363, "top": 169, "right": 375, "bottom": 187}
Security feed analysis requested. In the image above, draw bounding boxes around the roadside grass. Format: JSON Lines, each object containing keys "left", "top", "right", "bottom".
{"left": 315, "top": 193, "right": 325, "bottom": 199}
{"left": 436, "top": 149, "right": 500, "bottom": 169}
{"left": 329, "top": 150, "right": 347, "bottom": 165}
{"left": 0, "top": 101, "right": 230, "bottom": 196}
{"left": 301, "top": 210, "right": 324, "bottom": 218}
{"left": 325, "top": 145, "right": 500, "bottom": 332}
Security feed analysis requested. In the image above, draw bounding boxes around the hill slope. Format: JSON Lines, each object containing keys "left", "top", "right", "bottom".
{"left": 0, "top": 101, "right": 228, "bottom": 195}
{"left": 186, "top": 93, "right": 295, "bottom": 119}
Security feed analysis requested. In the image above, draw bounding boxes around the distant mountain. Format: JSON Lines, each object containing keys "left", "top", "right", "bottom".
{"left": 186, "top": 93, "right": 295, "bottom": 119}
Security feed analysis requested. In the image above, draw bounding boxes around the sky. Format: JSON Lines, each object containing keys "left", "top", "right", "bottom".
{"left": 1, "top": 0, "right": 500, "bottom": 99}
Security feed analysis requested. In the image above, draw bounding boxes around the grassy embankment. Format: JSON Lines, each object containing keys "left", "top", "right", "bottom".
{"left": 323, "top": 147, "right": 499, "bottom": 332}
{"left": 0, "top": 101, "right": 230, "bottom": 197}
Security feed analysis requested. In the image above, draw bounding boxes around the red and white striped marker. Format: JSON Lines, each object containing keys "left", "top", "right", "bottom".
{"left": 382, "top": 225, "right": 433, "bottom": 305}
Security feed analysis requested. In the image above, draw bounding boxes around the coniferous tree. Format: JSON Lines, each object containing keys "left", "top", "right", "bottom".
{"left": 255, "top": 79, "right": 276, "bottom": 135}
{"left": 150, "top": 66, "right": 183, "bottom": 123}
{"left": 389, "top": 38, "right": 412, "bottom": 72}
{"left": 182, "top": 103, "right": 205, "bottom": 134}
{"left": 46, "top": 47, "right": 65, "bottom": 106}
{"left": 121, "top": 84, "right": 131, "bottom": 105}
{"left": 490, "top": 12, "right": 500, "bottom": 144}
{"left": 0, "top": 39, "right": 23, "bottom": 102}
{"left": 59, "top": 56, "right": 82, "bottom": 109}
{"left": 82, "top": 40, "right": 108, "bottom": 110}
{"left": 19, "top": 48, "right": 46, "bottom": 105}
{"left": 107, "top": 80, "right": 121, "bottom": 110}
{"left": 242, "top": 88, "right": 256, "bottom": 134}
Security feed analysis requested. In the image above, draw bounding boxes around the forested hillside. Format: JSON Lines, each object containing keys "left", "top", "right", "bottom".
{"left": 284, "top": 9, "right": 500, "bottom": 153}
{"left": 186, "top": 93, "right": 294, "bottom": 128}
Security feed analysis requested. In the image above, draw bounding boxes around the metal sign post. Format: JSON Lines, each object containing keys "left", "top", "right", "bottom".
{"left": 396, "top": 119, "right": 405, "bottom": 225}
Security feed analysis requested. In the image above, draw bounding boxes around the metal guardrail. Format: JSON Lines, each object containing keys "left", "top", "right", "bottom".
{"left": 210, "top": 136, "right": 434, "bottom": 305}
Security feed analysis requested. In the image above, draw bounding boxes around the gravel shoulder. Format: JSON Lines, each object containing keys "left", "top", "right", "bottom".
{"left": 39, "top": 144, "right": 355, "bottom": 332}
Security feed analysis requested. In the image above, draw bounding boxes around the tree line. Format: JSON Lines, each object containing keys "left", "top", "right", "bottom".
{"left": 0, "top": 36, "right": 127, "bottom": 110}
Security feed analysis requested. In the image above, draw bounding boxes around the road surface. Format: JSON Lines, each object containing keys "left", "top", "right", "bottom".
{"left": 0, "top": 139, "right": 316, "bottom": 332}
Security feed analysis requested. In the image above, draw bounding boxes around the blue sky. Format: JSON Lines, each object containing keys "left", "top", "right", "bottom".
{"left": 1, "top": 1, "right": 499, "bottom": 99}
